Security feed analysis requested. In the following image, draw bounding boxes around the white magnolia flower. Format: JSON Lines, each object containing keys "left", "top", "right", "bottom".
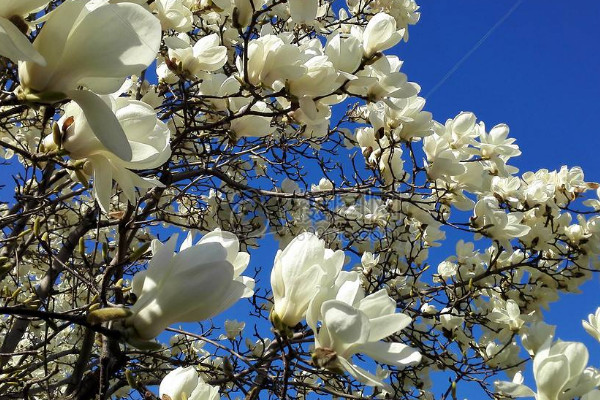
{"left": 436, "top": 261, "right": 457, "bottom": 279}
{"left": 153, "top": 0, "right": 194, "bottom": 32}
{"left": 495, "top": 339, "right": 600, "bottom": 400}
{"left": 126, "top": 230, "right": 254, "bottom": 341}
{"left": 290, "top": 97, "right": 332, "bottom": 138}
{"left": 242, "top": 34, "right": 306, "bottom": 91}
{"left": 521, "top": 321, "right": 556, "bottom": 356}
{"left": 224, "top": 319, "right": 245, "bottom": 340}
{"left": 18, "top": 0, "right": 161, "bottom": 161}
{"left": 288, "top": 55, "right": 341, "bottom": 98}
{"left": 0, "top": 0, "right": 48, "bottom": 64}
{"left": 367, "top": 96, "right": 433, "bottom": 142}
{"left": 288, "top": 0, "right": 318, "bottom": 25}
{"left": 473, "top": 196, "right": 530, "bottom": 248}
{"left": 362, "top": 12, "right": 405, "bottom": 58}
{"left": 309, "top": 274, "right": 421, "bottom": 389}
{"left": 324, "top": 33, "right": 363, "bottom": 74}
{"left": 564, "top": 224, "right": 591, "bottom": 244}
{"left": 488, "top": 299, "right": 525, "bottom": 332}
{"left": 583, "top": 307, "right": 600, "bottom": 343}
{"left": 230, "top": 101, "right": 276, "bottom": 138}
{"left": 168, "top": 33, "right": 228, "bottom": 75}
{"left": 270, "top": 232, "right": 345, "bottom": 328}
{"left": 45, "top": 96, "right": 171, "bottom": 212}
{"left": 347, "top": 55, "right": 418, "bottom": 101}
{"left": 212, "top": 0, "right": 265, "bottom": 28}
{"left": 159, "top": 367, "right": 220, "bottom": 400}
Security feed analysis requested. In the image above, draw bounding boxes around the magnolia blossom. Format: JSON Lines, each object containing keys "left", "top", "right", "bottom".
{"left": 18, "top": 0, "right": 161, "bottom": 161}
{"left": 126, "top": 230, "right": 254, "bottom": 341}
{"left": 473, "top": 196, "right": 530, "bottom": 248}
{"left": 290, "top": 98, "right": 333, "bottom": 138}
{"left": 521, "top": 321, "right": 556, "bottom": 355}
{"left": 347, "top": 55, "right": 418, "bottom": 101}
{"left": 488, "top": 299, "right": 525, "bottom": 332}
{"left": 0, "top": 0, "right": 48, "bottom": 64}
{"left": 495, "top": 338, "right": 600, "bottom": 400}
{"left": 153, "top": 0, "right": 194, "bottom": 32}
{"left": 159, "top": 367, "right": 220, "bottom": 400}
{"left": 309, "top": 272, "right": 421, "bottom": 389}
{"left": 356, "top": 127, "right": 405, "bottom": 184}
{"left": 583, "top": 307, "right": 600, "bottom": 343}
{"left": 212, "top": 0, "right": 265, "bottom": 28}
{"left": 324, "top": 33, "right": 363, "bottom": 73}
{"left": 167, "top": 33, "right": 228, "bottom": 76}
{"left": 44, "top": 96, "right": 171, "bottom": 212}
{"left": 362, "top": 13, "right": 405, "bottom": 57}
{"left": 367, "top": 96, "right": 433, "bottom": 142}
{"left": 242, "top": 34, "right": 306, "bottom": 91}
{"left": 270, "top": 232, "right": 345, "bottom": 328}
{"left": 288, "top": 54, "right": 341, "bottom": 98}
{"left": 230, "top": 101, "right": 276, "bottom": 138}
{"left": 288, "top": 0, "right": 318, "bottom": 25}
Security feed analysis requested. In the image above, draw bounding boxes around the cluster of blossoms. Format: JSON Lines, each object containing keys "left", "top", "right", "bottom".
{"left": 0, "top": 0, "right": 598, "bottom": 399}
{"left": 270, "top": 233, "right": 421, "bottom": 390}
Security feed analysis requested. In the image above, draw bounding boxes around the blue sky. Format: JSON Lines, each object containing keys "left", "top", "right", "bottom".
{"left": 396, "top": 0, "right": 600, "bottom": 397}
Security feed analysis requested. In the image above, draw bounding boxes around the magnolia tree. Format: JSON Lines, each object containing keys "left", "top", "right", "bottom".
{"left": 0, "top": 0, "right": 599, "bottom": 399}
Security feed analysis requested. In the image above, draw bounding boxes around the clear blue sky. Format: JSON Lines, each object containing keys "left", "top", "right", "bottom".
{"left": 397, "top": 0, "right": 600, "bottom": 397}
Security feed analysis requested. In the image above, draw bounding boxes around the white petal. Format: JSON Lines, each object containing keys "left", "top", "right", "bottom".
{"left": 367, "top": 314, "right": 412, "bottom": 342}
{"left": 535, "top": 354, "right": 570, "bottom": 400}
{"left": 0, "top": 0, "right": 49, "bottom": 17}
{"left": 180, "top": 231, "right": 194, "bottom": 251}
{"left": 0, "top": 17, "right": 45, "bottom": 64}
{"left": 359, "top": 341, "right": 421, "bottom": 367}
{"left": 338, "top": 357, "right": 390, "bottom": 390}
{"left": 139, "top": 235, "right": 179, "bottom": 296}
{"left": 321, "top": 300, "right": 369, "bottom": 356}
{"left": 68, "top": 89, "right": 132, "bottom": 161}
{"left": 358, "top": 289, "right": 396, "bottom": 319}
{"left": 19, "top": 0, "right": 87, "bottom": 91}
{"left": 91, "top": 156, "right": 113, "bottom": 213}
{"left": 159, "top": 366, "right": 199, "bottom": 400}
{"left": 198, "top": 229, "right": 240, "bottom": 264}
{"left": 494, "top": 381, "right": 536, "bottom": 398}
{"left": 59, "top": 2, "right": 161, "bottom": 90}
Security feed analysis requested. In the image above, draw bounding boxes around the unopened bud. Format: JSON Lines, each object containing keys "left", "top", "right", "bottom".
{"left": 87, "top": 307, "right": 132, "bottom": 325}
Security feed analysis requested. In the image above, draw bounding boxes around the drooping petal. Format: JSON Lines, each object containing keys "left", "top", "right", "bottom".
{"left": 494, "top": 381, "right": 536, "bottom": 398}
{"left": 0, "top": 17, "right": 45, "bottom": 65}
{"left": 337, "top": 357, "right": 390, "bottom": 390}
{"left": 359, "top": 341, "right": 421, "bottom": 367}
{"left": 91, "top": 156, "right": 113, "bottom": 212}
